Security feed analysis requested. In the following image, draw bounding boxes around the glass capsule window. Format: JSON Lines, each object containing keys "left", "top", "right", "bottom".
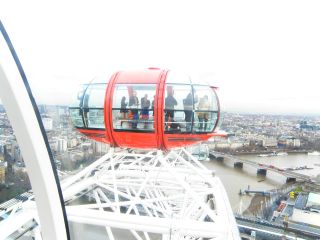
{"left": 69, "top": 108, "right": 84, "bottom": 127}
{"left": 69, "top": 83, "right": 107, "bottom": 129}
{"left": 112, "top": 84, "right": 156, "bottom": 132}
{"left": 193, "top": 85, "right": 219, "bottom": 133}
{"left": 193, "top": 111, "right": 218, "bottom": 132}
{"left": 164, "top": 84, "right": 193, "bottom": 133}
{"left": 164, "top": 84, "right": 219, "bottom": 133}
{"left": 69, "top": 84, "right": 89, "bottom": 128}
{"left": 85, "top": 84, "right": 106, "bottom": 129}
{"left": 70, "top": 84, "right": 89, "bottom": 108}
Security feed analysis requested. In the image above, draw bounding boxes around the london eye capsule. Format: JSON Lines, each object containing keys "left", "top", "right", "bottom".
{"left": 69, "top": 69, "right": 223, "bottom": 150}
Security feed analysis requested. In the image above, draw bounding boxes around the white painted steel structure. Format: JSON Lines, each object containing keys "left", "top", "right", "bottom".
{"left": 66, "top": 148, "right": 240, "bottom": 239}
{"left": 0, "top": 148, "right": 240, "bottom": 239}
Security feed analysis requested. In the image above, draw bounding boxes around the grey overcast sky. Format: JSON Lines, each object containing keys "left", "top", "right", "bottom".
{"left": 1, "top": 0, "right": 320, "bottom": 115}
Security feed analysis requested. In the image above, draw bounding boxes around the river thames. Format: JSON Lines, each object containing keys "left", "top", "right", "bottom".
{"left": 202, "top": 153, "right": 320, "bottom": 213}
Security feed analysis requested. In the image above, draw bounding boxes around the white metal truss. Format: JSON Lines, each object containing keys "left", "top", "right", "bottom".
{"left": 0, "top": 148, "right": 240, "bottom": 240}
{"left": 63, "top": 148, "right": 240, "bottom": 240}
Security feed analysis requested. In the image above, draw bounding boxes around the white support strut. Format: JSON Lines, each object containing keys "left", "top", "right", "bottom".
{"left": 0, "top": 146, "right": 240, "bottom": 239}
{"left": 0, "top": 23, "right": 68, "bottom": 240}
{"left": 63, "top": 149, "right": 240, "bottom": 240}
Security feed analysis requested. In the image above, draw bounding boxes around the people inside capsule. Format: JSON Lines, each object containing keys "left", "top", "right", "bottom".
{"left": 69, "top": 69, "right": 221, "bottom": 150}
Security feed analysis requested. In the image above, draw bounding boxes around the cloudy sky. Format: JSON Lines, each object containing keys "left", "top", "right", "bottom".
{"left": 1, "top": 1, "right": 320, "bottom": 115}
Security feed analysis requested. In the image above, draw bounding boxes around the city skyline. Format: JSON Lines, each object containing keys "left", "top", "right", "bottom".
{"left": 1, "top": 1, "right": 320, "bottom": 115}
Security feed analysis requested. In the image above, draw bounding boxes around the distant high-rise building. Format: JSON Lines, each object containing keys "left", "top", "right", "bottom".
{"left": 38, "top": 104, "right": 47, "bottom": 114}
{"left": 278, "top": 136, "right": 301, "bottom": 148}
{"left": 58, "top": 107, "right": 68, "bottom": 116}
{"left": 262, "top": 137, "right": 277, "bottom": 147}
{"left": 67, "top": 138, "right": 78, "bottom": 148}
{"left": 299, "top": 120, "right": 319, "bottom": 131}
{"left": 0, "top": 144, "right": 4, "bottom": 154}
{"left": 57, "top": 139, "right": 68, "bottom": 152}
{"left": 0, "top": 105, "right": 5, "bottom": 113}
{"left": 92, "top": 141, "right": 109, "bottom": 155}
{"left": 49, "top": 138, "right": 58, "bottom": 152}
{"left": 42, "top": 117, "right": 53, "bottom": 131}
{"left": 0, "top": 161, "right": 6, "bottom": 184}
{"left": 13, "top": 146, "right": 23, "bottom": 162}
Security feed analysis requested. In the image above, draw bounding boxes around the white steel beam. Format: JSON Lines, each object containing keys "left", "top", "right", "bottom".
{"left": 66, "top": 208, "right": 227, "bottom": 238}
{"left": 0, "top": 146, "right": 240, "bottom": 239}
{"left": 0, "top": 23, "right": 68, "bottom": 240}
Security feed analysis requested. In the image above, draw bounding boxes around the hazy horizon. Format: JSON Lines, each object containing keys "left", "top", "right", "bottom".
{"left": 2, "top": 103, "right": 320, "bottom": 118}
{"left": 1, "top": 1, "right": 320, "bottom": 116}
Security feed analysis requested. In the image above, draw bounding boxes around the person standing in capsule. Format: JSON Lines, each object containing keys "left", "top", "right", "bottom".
{"left": 120, "top": 96, "right": 128, "bottom": 127}
{"left": 165, "top": 88, "right": 177, "bottom": 130}
{"left": 183, "top": 92, "right": 193, "bottom": 131}
{"left": 197, "top": 95, "right": 210, "bottom": 131}
{"left": 141, "top": 94, "right": 150, "bottom": 128}
{"left": 129, "top": 90, "right": 139, "bottom": 129}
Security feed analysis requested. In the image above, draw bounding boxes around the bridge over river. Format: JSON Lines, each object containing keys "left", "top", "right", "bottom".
{"left": 209, "top": 151, "right": 313, "bottom": 183}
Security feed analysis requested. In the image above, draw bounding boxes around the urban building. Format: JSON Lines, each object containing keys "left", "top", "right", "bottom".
{"left": 262, "top": 137, "right": 278, "bottom": 147}
{"left": 0, "top": 161, "right": 5, "bottom": 184}
{"left": 278, "top": 136, "right": 301, "bottom": 148}
{"left": 42, "top": 117, "right": 53, "bottom": 131}
{"left": 57, "top": 138, "right": 68, "bottom": 152}
{"left": 291, "top": 192, "right": 320, "bottom": 227}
